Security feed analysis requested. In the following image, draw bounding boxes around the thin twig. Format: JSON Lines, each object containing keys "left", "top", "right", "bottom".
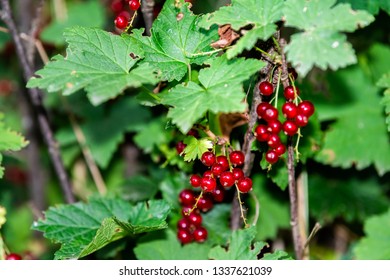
{"left": 304, "top": 222, "right": 322, "bottom": 249}
{"left": 0, "top": 0, "right": 75, "bottom": 203}
{"left": 141, "top": 0, "right": 155, "bottom": 36}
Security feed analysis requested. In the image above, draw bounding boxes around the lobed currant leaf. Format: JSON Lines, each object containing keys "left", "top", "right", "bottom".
{"left": 33, "top": 197, "right": 170, "bottom": 260}
{"left": 183, "top": 137, "right": 213, "bottom": 162}
{"left": 338, "top": 0, "right": 390, "bottom": 15}
{"left": 161, "top": 55, "right": 264, "bottom": 133}
{"left": 199, "top": 0, "right": 284, "bottom": 58}
{"left": 131, "top": 0, "right": 219, "bottom": 82}
{"left": 377, "top": 72, "right": 390, "bottom": 132}
{"left": 283, "top": 0, "right": 374, "bottom": 76}
{"left": 27, "top": 27, "right": 158, "bottom": 105}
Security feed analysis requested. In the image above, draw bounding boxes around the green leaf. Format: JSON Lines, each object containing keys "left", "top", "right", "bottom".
{"left": 249, "top": 175, "right": 290, "bottom": 240}
{"left": 131, "top": 0, "right": 219, "bottom": 82}
{"left": 284, "top": 0, "right": 374, "bottom": 76}
{"left": 183, "top": 137, "right": 213, "bottom": 161}
{"left": 41, "top": 2, "right": 105, "bottom": 45}
{"left": 134, "top": 229, "right": 211, "bottom": 260}
{"left": 315, "top": 66, "right": 390, "bottom": 176}
{"left": 354, "top": 209, "right": 390, "bottom": 259}
{"left": 162, "top": 55, "right": 264, "bottom": 133}
{"left": 262, "top": 250, "right": 294, "bottom": 260}
{"left": 309, "top": 171, "right": 389, "bottom": 223}
{"left": 133, "top": 117, "right": 171, "bottom": 153}
{"left": 119, "top": 175, "right": 159, "bottom": 203}
{"left": 27, "top": 26, "right": 158, "bottom": 105}
{"left": 33, "top": 197, "right": 170, "bottom": 260}
{"left": 202, "top": 204, "right": 231, "bottom": 245}
{"left": 209, "top": 227, "right": 266, "bottom": 260}
{"left": 199, "top": 0, "right": 284, "bottom": 58}
{"left": 377, "top": 72, "right": 390, "bottom": 132}
{"left": 337, "top": 0, "right": 390, "bottom": 15}
{"left": 0, "top": 113, "right": 28, "bottom": 178}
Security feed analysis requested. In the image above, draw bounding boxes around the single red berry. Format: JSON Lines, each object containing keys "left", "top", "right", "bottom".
{"left": 229, "top": 151, "right": 245, "bottom": 166}
{"left": 232, "top": 168, "right": 244, "bottom": 181}
{"left": 177, "top": 229, "right": 193, "bottom": 244}
{"left": 259, "top": 81, "right": 274, "bottom": 96}
{"left": 203, "top": 170, "right": 213, "bottom": 178}
{"left": 282, "top": 102, "right": 298, "bottom": 119}
{"left": 263, "top": 107, "right": 279, "bottom": 122}
{"left": 177, "top": 218, "right": 192, "bottom": 231}
{"left": 295, "top": 114, "right": 309, "bottom": 127}
{"left": 283, "top": 120, "right": 299, "bottom": 136}
{"left": 237, "top": 177, "right": 253, "bottom": 193}
{"left": 211, "top": 163, "right": 224, "bottom": 177}
{"left": 193, "top": 227, "right": 208, "bottom": 243}
{"left": 216, "top": 155, "right": 229, "bottom": 171}
{"left": 197, "top": 195, "right": 214, "bottom": 212}
{"left": 255, "top": 124, "right": 270, "bottom": 142}
{"left": 201, "top": 177, "right": 217, "bottom": 192}
{"left": 179, "top": 189, "right": 196, "bottom": 206}
{"left": 201, "top": 151, "right": 216, "bottom": 167}
{"left": 129, "top": 0, "right": 141, "bottom": 11}
{"left": 175, "top": 141, "right": 186, "bottom": 155}
{"left": 187, "top": 129, "right": 199, "bottom": 138}
{"left": 267, "top": 134, "right": 281, "bottom": 149}
{"left": 114, "top": 15, "right": 129, "bottom": 30}
{"left": 274, "top": 144, "right": 286, "bottom": 156}
{"left": 256, "top": 102, "right": 271, "bottom": 118}
{"left": 211, "top": 185, "right": 225, "bottom": 202}
{"left": 190, "top": 174, "right": 202, "bottom": 187}
{"left": 187, "top": 212, "right": 202, "bottom": 227}
{"left": 265, "top": 150, "right": 279, "bottom": 164}
{"left": 111, "top": 0, "right": 123, "bottom": 13}
{"left": 267, "top": 119, "right": 282, "bottom": 134}
{"left": 298, "top": 100, "right": 315, "bottom": 117}
{"left": 5, "top": 253, "right": 22, "bottom": 260}
{"left": 284, "top": 86, "right": 300, "bottom": 100}
{"left": 219, "top": 171, "right": 235, "bottom": 188}
{"left": 117, "top": 10, "right": 131, "bottom": 20}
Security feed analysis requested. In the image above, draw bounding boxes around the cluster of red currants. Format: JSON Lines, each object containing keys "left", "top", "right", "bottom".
{"left": 177, "top": 187, "right": 224, "bottom": 244}
{"left": 112, "top": 0, "right": 141, "bottom": 30}
{"left": 254, "top": 79, "right": 315, "bottom": 165}
{"left": 190, "top": 150, "right": 253, "bottom": 193}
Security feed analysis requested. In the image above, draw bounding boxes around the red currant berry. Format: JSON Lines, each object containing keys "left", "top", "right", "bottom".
{"left": 114, "top": 15, "right": 129, "bottom": 30}
{"left": 179, "top": 189, "right": 196, "bottom": 206}
{"left": 267, "top": 134, "right": 281, "bottom": 149}
{"left": 117, "top": 10, "right": 131, "bottom": 20}
{"left": 212, "top": 185, "right": 225, "bottom": 202}
{"left": 219, "top": 171, "right": 235, "bottom": 188}
{"left": 259, "top": 81, "right": 274, "bottom": 96}
{"left": 255, "top": 124, "right": 270, "bottom": 142}
{"left": 211, "top": 163, "right": 224, "bottom": 177}
{"left": 203, "top": 170, "right": 213, "bottom": 178}
{"left": 177, "top": 229, "right": 193, "bottom": 244}
{"left": 284, "top": 86, "right": 300, "bottom": 100}
{"left": 193, "top": 227, "right": 208, "bottom": 243}
{"left": 256, "top": 102, "right": 271, "bottom": 118}
{"left": 201, "top": 177, "right": 217, "bottom": 192}
{"left": 190, "top": 174, "right": 202, "bottom": 187}
{"left": 187, "top": 129, "right": 199, "bottom": 138}
{"left": 197, "top": 195, "right": 214, "bottom": 212}
{"left": 175, "top": 141, "right": 186, "bottom": 155}
{"left": 265, "top": 150, "right": 279, "bottom": 164}
{"left": 274, "top": 144, "right": 286, "bottom": 156}
{"left": 177, "top": 218, "right": 192, "bottom": 230}
{"left": 267, "top": 119, "right": 282, "bottom": 134}
{"left": 237, "top": 177, "right": 253, "bottom": 193}
{"left": 295, "top": 114, "right": 309, "bottom": 127}
{"left": 283, "top": 120, "right": 299, "bottom": 136}
{"left": 201, "top": 151, "right": 216, "bottom": 167}
{"left": 187, "top": 212, "right": 202, "bottom": 227}
{"left": 298, "top": 100, "right": 315, "bottom": 117}
{"left": 5, "top": 253, "right": 22, "bottom": 260}
{"left": 182, "top": 206, "right": 199, "bottom": 216}
{"left": 232, "top": 168, "right": 244, "bottom": 181}
{"left": 216, "top": 155, "right": 229, "bottom": 171}
{"left": 111, "top": 0, "right": 123, "bottom": 13}
{"left": 129, "top": 0, "right": 141, "bottom": 11}
{"left": 229, "top": 150, "right": 245, "bottom": 166}
{"left": 263, "top": 107, "right": 279, "bottom": 122}
{"left": 282, "top": 102, "right": 298, "bottom": 119}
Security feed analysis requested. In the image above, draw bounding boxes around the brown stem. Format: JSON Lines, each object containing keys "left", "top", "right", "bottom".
{"left": 279, "top": 37, "right": 304, "bottom": 259}
{"left": 141, "top": 0, "right": 155, "bottom": 36}
{"left": 1, "top": 0, "right": 75, "bottom": 203}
